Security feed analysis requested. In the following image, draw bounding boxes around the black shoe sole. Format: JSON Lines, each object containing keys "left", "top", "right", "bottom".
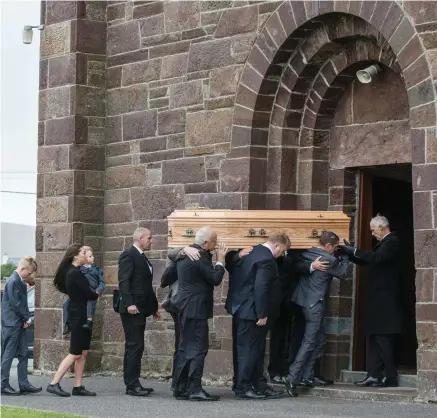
{"left": 47, "top": 389, "right": 71, "bottom": 397}
{"left": 72, "top": 392, "right": 96, "bottom": 396}
{"left": 188, "top": 397, "right": 220, "bottom": 401}
{"left": 126, "top": 391, "right": 149, "bottom": 397}
{"left": 1, "top": 391, "right": 21, "bottom": 396}
{"left": 19, "top": 389, "right": 42, "bottom": 395}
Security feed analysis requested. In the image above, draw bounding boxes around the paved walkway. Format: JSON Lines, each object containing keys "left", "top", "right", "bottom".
{"left": 3, "top": 374, "right": 436, "bottom": 418}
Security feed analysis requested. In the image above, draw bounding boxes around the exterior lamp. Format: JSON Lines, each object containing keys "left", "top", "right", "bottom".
{"left": 23, "top": 25, "right": 45, "bottom": 44}
{"left": 356, "top": 64, "right": 381, "bottom": 84}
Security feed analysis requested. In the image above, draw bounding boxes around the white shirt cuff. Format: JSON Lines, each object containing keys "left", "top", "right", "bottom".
{"left": 215, "top": 262, "right": 224, "bottom": 267}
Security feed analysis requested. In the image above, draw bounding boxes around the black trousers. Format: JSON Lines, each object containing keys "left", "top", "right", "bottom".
{"left": 367, "top": 334, "right": 398, "bottom": 379}
{"left": 120, "top": 313, "right": 146, "bottom": 389}
{"left": 173, "top": 311, "right": 209, "bottom": 394}
{"left": 170, "top": 312, "right": 180, "bottom": 381}
{"left": 234, "top": 309, "right": 268, "bottom": 394}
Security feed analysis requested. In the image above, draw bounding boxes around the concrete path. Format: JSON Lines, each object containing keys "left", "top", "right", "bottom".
{"left": 2, "top": 374, "right": 436, "bottom": 418}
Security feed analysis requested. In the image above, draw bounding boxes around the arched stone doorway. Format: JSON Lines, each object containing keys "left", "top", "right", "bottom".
{"left": 226, "top": 1, "right": 436, "bottom": 395}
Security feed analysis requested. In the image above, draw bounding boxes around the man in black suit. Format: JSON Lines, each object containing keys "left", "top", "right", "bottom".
{"left": 338, "top": 215, "right": 402, "bottom": 388}
{"left": 172, "top": 226, "right": 226, "bottom": 401}
{"left": 226, "top": 233, "right": 290, "bottom": 399}
{"left": 283, "top": 232, "right": 349, "bottom": 397}
{"left": 118, "top": 227, "right": 159, "bottom": 397}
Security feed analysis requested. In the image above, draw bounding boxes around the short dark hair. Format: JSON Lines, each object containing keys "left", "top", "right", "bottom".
{"left": 319, "top": 231, "right": 340, "bottom": 246}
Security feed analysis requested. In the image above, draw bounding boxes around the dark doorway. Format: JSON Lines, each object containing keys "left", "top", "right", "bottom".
{"left": 353, "top": 164, "right": 417, "bottom": 374}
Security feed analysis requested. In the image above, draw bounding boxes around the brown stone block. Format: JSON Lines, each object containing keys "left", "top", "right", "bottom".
{"left": 138, "top": 14, "right": 164, "bottom": 38}
{"left": 122, "top": 110, "right": 157, "bottom": 140}
{"left": 161, "top": 53, "right": 188, "bottom": 79}
{"left": 158, "top": 109, "right": 185, "bottom": 135}
{"left": 74, "top": 85, "right": 105, "bottom": 117}
{"left": 199, "top": 193, "right": 241, "bottom": 210}
{"left": 169, "top": 80, "right": 203, "bottom": 108}
{"left": 410, "top": 102, "right": 436, "bottom": 128}
{"left": 185, "top": 182, "right": 217, "bottom": 194}
{"left": 107, "top": 50, "right": 150, "bottom": 68}
{"left": 368, "top": 1, "right": 391, "bottom": 30}
{"left": 106, "top": 142, "right": 130, "bottom": 158}
{"left": 108, "top": 2, "right": 126, "bottom": 21}
{"left": 39, "top": 87, "right": 70, "bottom": 121}
{"left": 408, "top": 79, "right": 434, "bottom": 109}
{"left": 133, "top": 2, "right": 163, "bottom": 19}
{"left": 72, "top": 19, "right": 106, "bottom": 55}
{"left": 122, "top": 59, "right": 161, "bottom": 86}
{"left": 104, "top": 222, "right": 138, "bottom": 238}
{"left": 164, "top": 1, "right": 200, "bottom": 33}
{"left": 186, "top": 109, "right": 232, "bottom": 146}
{"left": 100, "top": 354, "right": 123, "bottom": 373}
{"left": 104, "top": 203, "right": 133, "bottom": 224}
{"left": 414, "top": 230, "right": 437, "bottom": 270}
{"left": 107, "top": 21, "right": 140, "bottom": 56}
{"left": 105, "top": 116, "right": 122, "bottom": 144}
{"left": 188, "top": 39, "right": 233, "bottom": 72}
{"left": 162, "top": 157, "right": 206, "bottom": 184}
{"left": 69, "top": 145, "right": 105, "bottom": 171}
{"left": 220, "top": 158, "right": 250, "bottom": 193}
{"left": 139, "top": 149, "right": 184, "bottom": 164}
{"left": 398, "top": 35, "right": 423, "bottom": 71}
{"left": 404, "top": 1, "right": 437, "bottom": 25}
{"left": 204, "top": 349, "right": 233, "bottom": 380}
{"left": 106, "top": 188, "right": 130, "bottom": 205}
{"left": 239, "top": 64, "right": 263, "bottom": 94}
{"left": 36, "top": 252, "right": 64, "bottom": 277}
{"left": 416, "top": 269, "right": 435, "bottom": 303}
{"left": 148, "top": 40, "right": 190, "bottom": 59}
{"left": 388, "top": 18, "right": 414, "bottom": 56}
{"left": 416, "top": 321, "right": 437, "bottom": 347}
{"left": 413, "top": 192, "right": 433, "bottom": 230}
{"left": 417, "top": 370, "right": 437, "bottom": 400}
{"left": 46, "top": 1, "right": 76, "bottom": 25}
{"left": 102, "top": 309, "right": 125, "bottom": 342}
{"left": 379, "top": 2, "right": 404, "bottom": 40}
{"left": 213, "top": 316, "right": 232, "bottom": 339}
{"left": 37, "top": 197, "right": 69, "bottom": 223}
{"left": 38, "top": 340, "right": 70, "bottom": 371}
{"left": 39, "top": 278, "right": 65, "bottom": 308}
{"left": 404, "top": 55, "right": 430, "bottom": 92}
{"left": 103, "top": 237, "right": 124, "bottom": 253}
{"left": 215, "top": 5, "right": 257, "bottom": 38}
{"left": 139, "top": 137, "right": 166, "bottom": 153}
{"left": 40, "top": 60, "right": 48, "bottom": 90}
{"left": 106, "top": 166, "right": 147, "bottom": 189}
{"left": 247, "top": 45, "right": 270, "bottom": 78}
{"left": 45, "top": 116, "right": 87, "bottom": 145}
{"left": 107, "top": 85, "right": 148, "bottom": 116}
{"left": 418, "top": 349, "right": 437, "bottom": 371}
{"left": 131, "top": 185, "right": 185, "bottom": 220}
{"left": 413, "top": 164, "right": 437, "bottom": 192}
{"left": 44, "top": 171, "right": 74, "bottom": 197}
{"left": 40, "top": 21, "right": 71, "bottom": 59}
{"left": 72, "top": 195, "right": 104, "bottom": 223}
{"left": 35, "top": 308, "right": 63, "bottom": 340}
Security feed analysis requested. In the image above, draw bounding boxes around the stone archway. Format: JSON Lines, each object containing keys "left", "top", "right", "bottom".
{"left": 225, "top": 0, "right": 437, "bottom": 398}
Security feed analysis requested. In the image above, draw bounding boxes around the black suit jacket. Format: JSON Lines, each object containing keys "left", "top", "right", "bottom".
{"left": 350, "top": 233, "right": 402, "bottom": 334}
{"left": 173, "top": 244, "right": 225, "bottom": 320}
{"left": 118, "top": 245, "right": 158, "bottom": 317}
{"left": 225, "top": 244, "right": 278, "bottom": 321}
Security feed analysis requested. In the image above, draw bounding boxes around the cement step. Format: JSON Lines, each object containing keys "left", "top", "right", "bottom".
{"left": 340, "top": 370, "right": 417, "bottom": 388}
{"left": 304, "top": 382, "right": 418, "bottom": 404}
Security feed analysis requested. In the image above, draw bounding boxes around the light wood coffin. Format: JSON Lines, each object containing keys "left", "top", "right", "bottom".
{"left": 167, "top": 210, "right": 350, "bottom": 249}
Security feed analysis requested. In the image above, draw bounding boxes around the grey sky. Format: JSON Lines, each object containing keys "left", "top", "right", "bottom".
{"left": 1, "top": 0, "right": 40, "bottom": 227}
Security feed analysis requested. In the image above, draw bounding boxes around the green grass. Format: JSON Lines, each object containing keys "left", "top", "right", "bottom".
{"left": 1, "top": 406, "right": 87, "bottom": 418}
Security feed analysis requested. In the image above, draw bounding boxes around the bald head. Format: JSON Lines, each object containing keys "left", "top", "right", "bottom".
{"left": 133, "top": 227, "right": 152, "bottom": 251}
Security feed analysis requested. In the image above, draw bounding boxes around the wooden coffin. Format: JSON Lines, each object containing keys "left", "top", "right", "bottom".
{"left": 167, "top": 210, "right": 350, "bottom": 249}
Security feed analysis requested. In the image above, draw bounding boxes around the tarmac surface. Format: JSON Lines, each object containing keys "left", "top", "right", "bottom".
{"left": 2, "top": 373, "right": 436, "bottom": 418}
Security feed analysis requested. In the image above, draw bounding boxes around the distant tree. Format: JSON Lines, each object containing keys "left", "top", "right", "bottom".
{"left": 1, "top": 263, "right": 16, "bottom": 279}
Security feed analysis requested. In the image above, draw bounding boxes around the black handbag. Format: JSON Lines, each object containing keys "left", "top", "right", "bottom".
{"left": 113, "top": 289, "right": 121, "bottom": 313}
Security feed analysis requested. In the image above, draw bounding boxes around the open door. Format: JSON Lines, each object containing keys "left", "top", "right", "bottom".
{"left": 352, "top": 166, "right": 417, "bottom": 373}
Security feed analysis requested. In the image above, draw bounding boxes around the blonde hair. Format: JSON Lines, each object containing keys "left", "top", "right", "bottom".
{"left": 268, "top": 232, "right": 290, "bottom": 246}
{"left": 19, "top": 256, "right": 37, "bottom": 272}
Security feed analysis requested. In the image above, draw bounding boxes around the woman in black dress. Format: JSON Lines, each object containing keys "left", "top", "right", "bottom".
{"left": 46, "top": 243, "right": 99, "bottom": 397}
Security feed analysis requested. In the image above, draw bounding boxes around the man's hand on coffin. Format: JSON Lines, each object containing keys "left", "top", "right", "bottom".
{"left": 238, "top": 247, "right": 253, "bottom": 258}
{"left": 311, "top": 256, "right": 329, "bottom": 271}
{"left": 183, "top": 246, "right": 201, "bottom": 261}
{"left": 216, "top": 242, "right": 228, "bottom": 262}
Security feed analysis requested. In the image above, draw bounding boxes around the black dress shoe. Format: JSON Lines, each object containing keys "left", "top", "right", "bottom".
{"left": 189, "top": 389, "right": 220, "bottom": 401}
{"left": 298, "top": 379, "right": 315, "bottom": 388}
{"left": 282, "top": 377, "right": 299, "bottom": 397}
{"left": 270, "top": 375, "right": 284, "bottom": 384}
{"left": 382, "top": 377, "right": 399, "bottom": 387}
{"left": 126, "top": 386, "right": 149, "bottom": 396}
{"left": 47, "top": 383, "right": 71, "bottom": 397}
{"left": 314, "top": 377, "right": 333, "bottom": 386}
{"left": 140, "top": 385, "right": 154, "bottom": 393}
{"left": 1, "top": 385, "right": 20, "bottom": 396}
{"left": 82, "top": 320, "right": 93, "bottom": 330}
{"left": 257, "top": 387, "right": 283, "bottom": 398}
{"left": 72, "top": 385, "right": 96, "bottom": 396}
{"left": 19, "top": 383, "right": 43, "bottom": 394}
{"left": 174, "top": 391, "right": 189, "bottom": 400}
{"left": 236, "top": 389, "right": 267, "bottom": 399}
{"left": 354, "top": 376, "right": 381, "bottom": 387}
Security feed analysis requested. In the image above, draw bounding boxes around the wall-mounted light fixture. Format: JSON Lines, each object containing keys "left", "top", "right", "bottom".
{"left": 356, "top": 64, "right": 381, "bottom": 84}
{"left": 23, "top": 25, "right": 45, "bottom": 44}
